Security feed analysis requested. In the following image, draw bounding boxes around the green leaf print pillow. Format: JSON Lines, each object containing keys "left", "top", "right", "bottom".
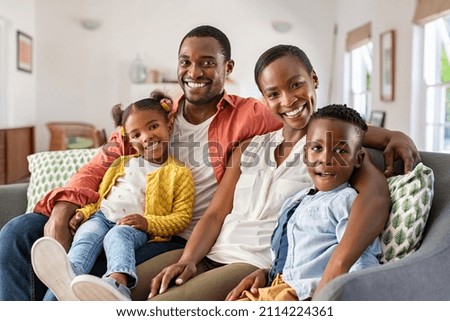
{"left": 380, "top": 162, "right": 434, "bottom": 263}
{"left": 26, "top": 149, "right": 99, "bottom": 213}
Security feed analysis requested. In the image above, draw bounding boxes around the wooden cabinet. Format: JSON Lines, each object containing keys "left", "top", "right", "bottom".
{"left": 0, "top": 130, "right": 5, "bottom": 184}
{"left": 0, "top": 126, "right": 35, "bottom": 184}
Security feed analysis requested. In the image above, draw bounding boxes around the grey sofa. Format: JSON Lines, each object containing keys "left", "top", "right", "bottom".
{"left": 0, "top": 182, "right": 28, "bottom": 229}
{"left": 0, "top": 149, "right": 449, "bottom": 300}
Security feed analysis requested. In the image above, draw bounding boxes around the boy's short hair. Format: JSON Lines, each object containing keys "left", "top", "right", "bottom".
{"left": 310, "top": 104, "right": 368, "bottom": 144}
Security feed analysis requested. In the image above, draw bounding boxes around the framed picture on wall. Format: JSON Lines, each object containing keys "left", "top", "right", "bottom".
{"left": 17, "top": 31, "right": 32, "bottom": 73}
{"left": 369, "top": 110, "right": 386, "bottom": 127}
{"left": 380, "top": 29, "right": 395, "bottom": 101}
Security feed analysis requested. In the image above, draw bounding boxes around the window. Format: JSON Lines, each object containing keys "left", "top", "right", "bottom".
{"left": 345, "top": 22, "right": 373, "bottom": 120}
{"left": 348, "top": 42, "right": 373, "bottom": 119}
{"left": 423, "top": 15, "right": 450, "bottom": 152}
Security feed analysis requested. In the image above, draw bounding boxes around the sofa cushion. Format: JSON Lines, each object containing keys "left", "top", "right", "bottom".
{"left": 380, "top": 162, "right": 434, "bottom": 263}
{"left": 26, "top": 149, "right": 99, "bottom": 213}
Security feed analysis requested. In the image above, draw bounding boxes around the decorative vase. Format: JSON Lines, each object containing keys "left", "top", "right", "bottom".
{"left": 129, "top": 55, "right": 147, "bottom": 83}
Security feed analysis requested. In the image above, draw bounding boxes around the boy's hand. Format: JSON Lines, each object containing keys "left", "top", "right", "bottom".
{"left": 225, "top": 268, "right": 268, "bottom": 301}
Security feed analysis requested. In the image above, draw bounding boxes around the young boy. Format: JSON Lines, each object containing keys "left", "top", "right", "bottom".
{"left": 238, "top": 104, "right": 382, "bottom": 301}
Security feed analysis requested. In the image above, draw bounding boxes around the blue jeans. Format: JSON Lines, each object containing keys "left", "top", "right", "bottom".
{"left": 44, "top": 211, "right": 148, "bottom": 300}
{"left": 70, "top": 210, "right": 148, "bottom": 286}
{"left": 0, "top": 212, "right": 186, "bottom": 301}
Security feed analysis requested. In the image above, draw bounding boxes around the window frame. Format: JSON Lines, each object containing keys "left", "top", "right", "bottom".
{"left": 346, "top": 41, "right": 373, "bottom": 120}
{"left": 421, "top": 16, "right": 450, "bottom": 152}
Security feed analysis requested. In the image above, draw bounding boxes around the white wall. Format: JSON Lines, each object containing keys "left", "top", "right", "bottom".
{"left": 0, "top": 0, "right": 36, "bottom": 128}
{"left": 333, "top": 0, "right": 417, "bottom": 134}
{"left": 2, "top": 0, "right": 421, "bottom": 151}
{"left": 32, "top": 0, "right": 336, "bottom": 151}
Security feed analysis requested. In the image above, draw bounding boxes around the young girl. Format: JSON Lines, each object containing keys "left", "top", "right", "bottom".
{"left": 31, "top": 91, "right": 195, "bottom": 301}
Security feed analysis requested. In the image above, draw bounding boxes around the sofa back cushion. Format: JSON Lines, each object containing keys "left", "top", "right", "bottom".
{"left": 26, "top": 149, "right": 98, "bottom": 213}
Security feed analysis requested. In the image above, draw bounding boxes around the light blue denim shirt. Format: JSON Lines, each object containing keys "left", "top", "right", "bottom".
{"left": 274, "top": 183, "right": 381, "bottom": 300}
{"left": 269, "top": 188, "right": 316, "bottom": 284}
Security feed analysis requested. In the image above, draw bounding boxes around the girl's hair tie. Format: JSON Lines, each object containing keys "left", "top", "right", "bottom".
{"left": 160, "top": 98, "right": 173, "bottom": 112}
{"left": 161, "top": 102, "right": 171, "bottom": 112}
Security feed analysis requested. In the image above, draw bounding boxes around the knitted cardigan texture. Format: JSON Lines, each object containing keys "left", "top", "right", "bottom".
{"left": 77, "top": 155, "right": 194, "bottom": 241}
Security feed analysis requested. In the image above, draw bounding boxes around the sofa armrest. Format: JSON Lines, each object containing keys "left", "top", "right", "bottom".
{"left": 313, "top": 238, "right": 450, "bottom": 300}
{"left": 314, "top": 188, "right": 450, "bottom": 301}
{"left": 0, "top": 183, "right": 29, "bottom": 229}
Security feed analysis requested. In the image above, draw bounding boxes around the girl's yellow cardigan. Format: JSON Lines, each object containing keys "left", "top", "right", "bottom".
{"left": 76, "top": 155, "right": 194, "bottom": 241}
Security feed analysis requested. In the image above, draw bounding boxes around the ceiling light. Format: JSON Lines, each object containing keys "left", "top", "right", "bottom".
{"left": 272, "top": 21, "right": 292, "bottom": 33}
{"left": 80, "top": 19, "right": 102, "bottom": 31}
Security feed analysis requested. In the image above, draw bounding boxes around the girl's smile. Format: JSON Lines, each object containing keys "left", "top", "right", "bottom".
{"left": 125, "top": 109, "right": 171, "bottom": 164}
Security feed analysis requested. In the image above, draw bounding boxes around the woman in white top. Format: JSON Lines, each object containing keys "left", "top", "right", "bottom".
{"left": 144, "top": 44, "right": 418, "bottom": 301}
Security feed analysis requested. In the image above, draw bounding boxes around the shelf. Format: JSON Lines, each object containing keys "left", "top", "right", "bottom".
{"left": 130, "top": 83, "right": 183, "bottom": 102}
{"left": 130, "top": 82, "right": 240, "bottom": 103}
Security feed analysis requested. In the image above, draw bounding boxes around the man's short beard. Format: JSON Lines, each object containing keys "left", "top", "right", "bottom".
{"left": 184, "top": 89, "right": 225, "bottom": 106}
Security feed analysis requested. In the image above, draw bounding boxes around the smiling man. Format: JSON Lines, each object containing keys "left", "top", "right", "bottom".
{"left": 166, "top": 24, "right": 282, "bottom": 246}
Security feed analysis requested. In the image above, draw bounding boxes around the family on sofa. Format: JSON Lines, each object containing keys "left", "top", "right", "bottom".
{"left": 0, "top": 25, "right": 427, "bottom": 301}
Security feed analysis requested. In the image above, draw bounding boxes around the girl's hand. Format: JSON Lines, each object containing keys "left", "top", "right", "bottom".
{"left": 117, "top": 213, "right": 148, "bottom": 231}
{"left": 225, "top": 268, "right": 268, "bottom": 301}
{"left": 68, "top": 212, "right": 84, "bottom": 236}
{"left": 44, "top": 201, "right": 79, "bottom": 251}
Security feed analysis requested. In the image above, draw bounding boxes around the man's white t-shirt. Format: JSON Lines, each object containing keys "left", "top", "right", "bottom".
{"left": 170, "top": 106, "right": 217, "bottom": 240}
